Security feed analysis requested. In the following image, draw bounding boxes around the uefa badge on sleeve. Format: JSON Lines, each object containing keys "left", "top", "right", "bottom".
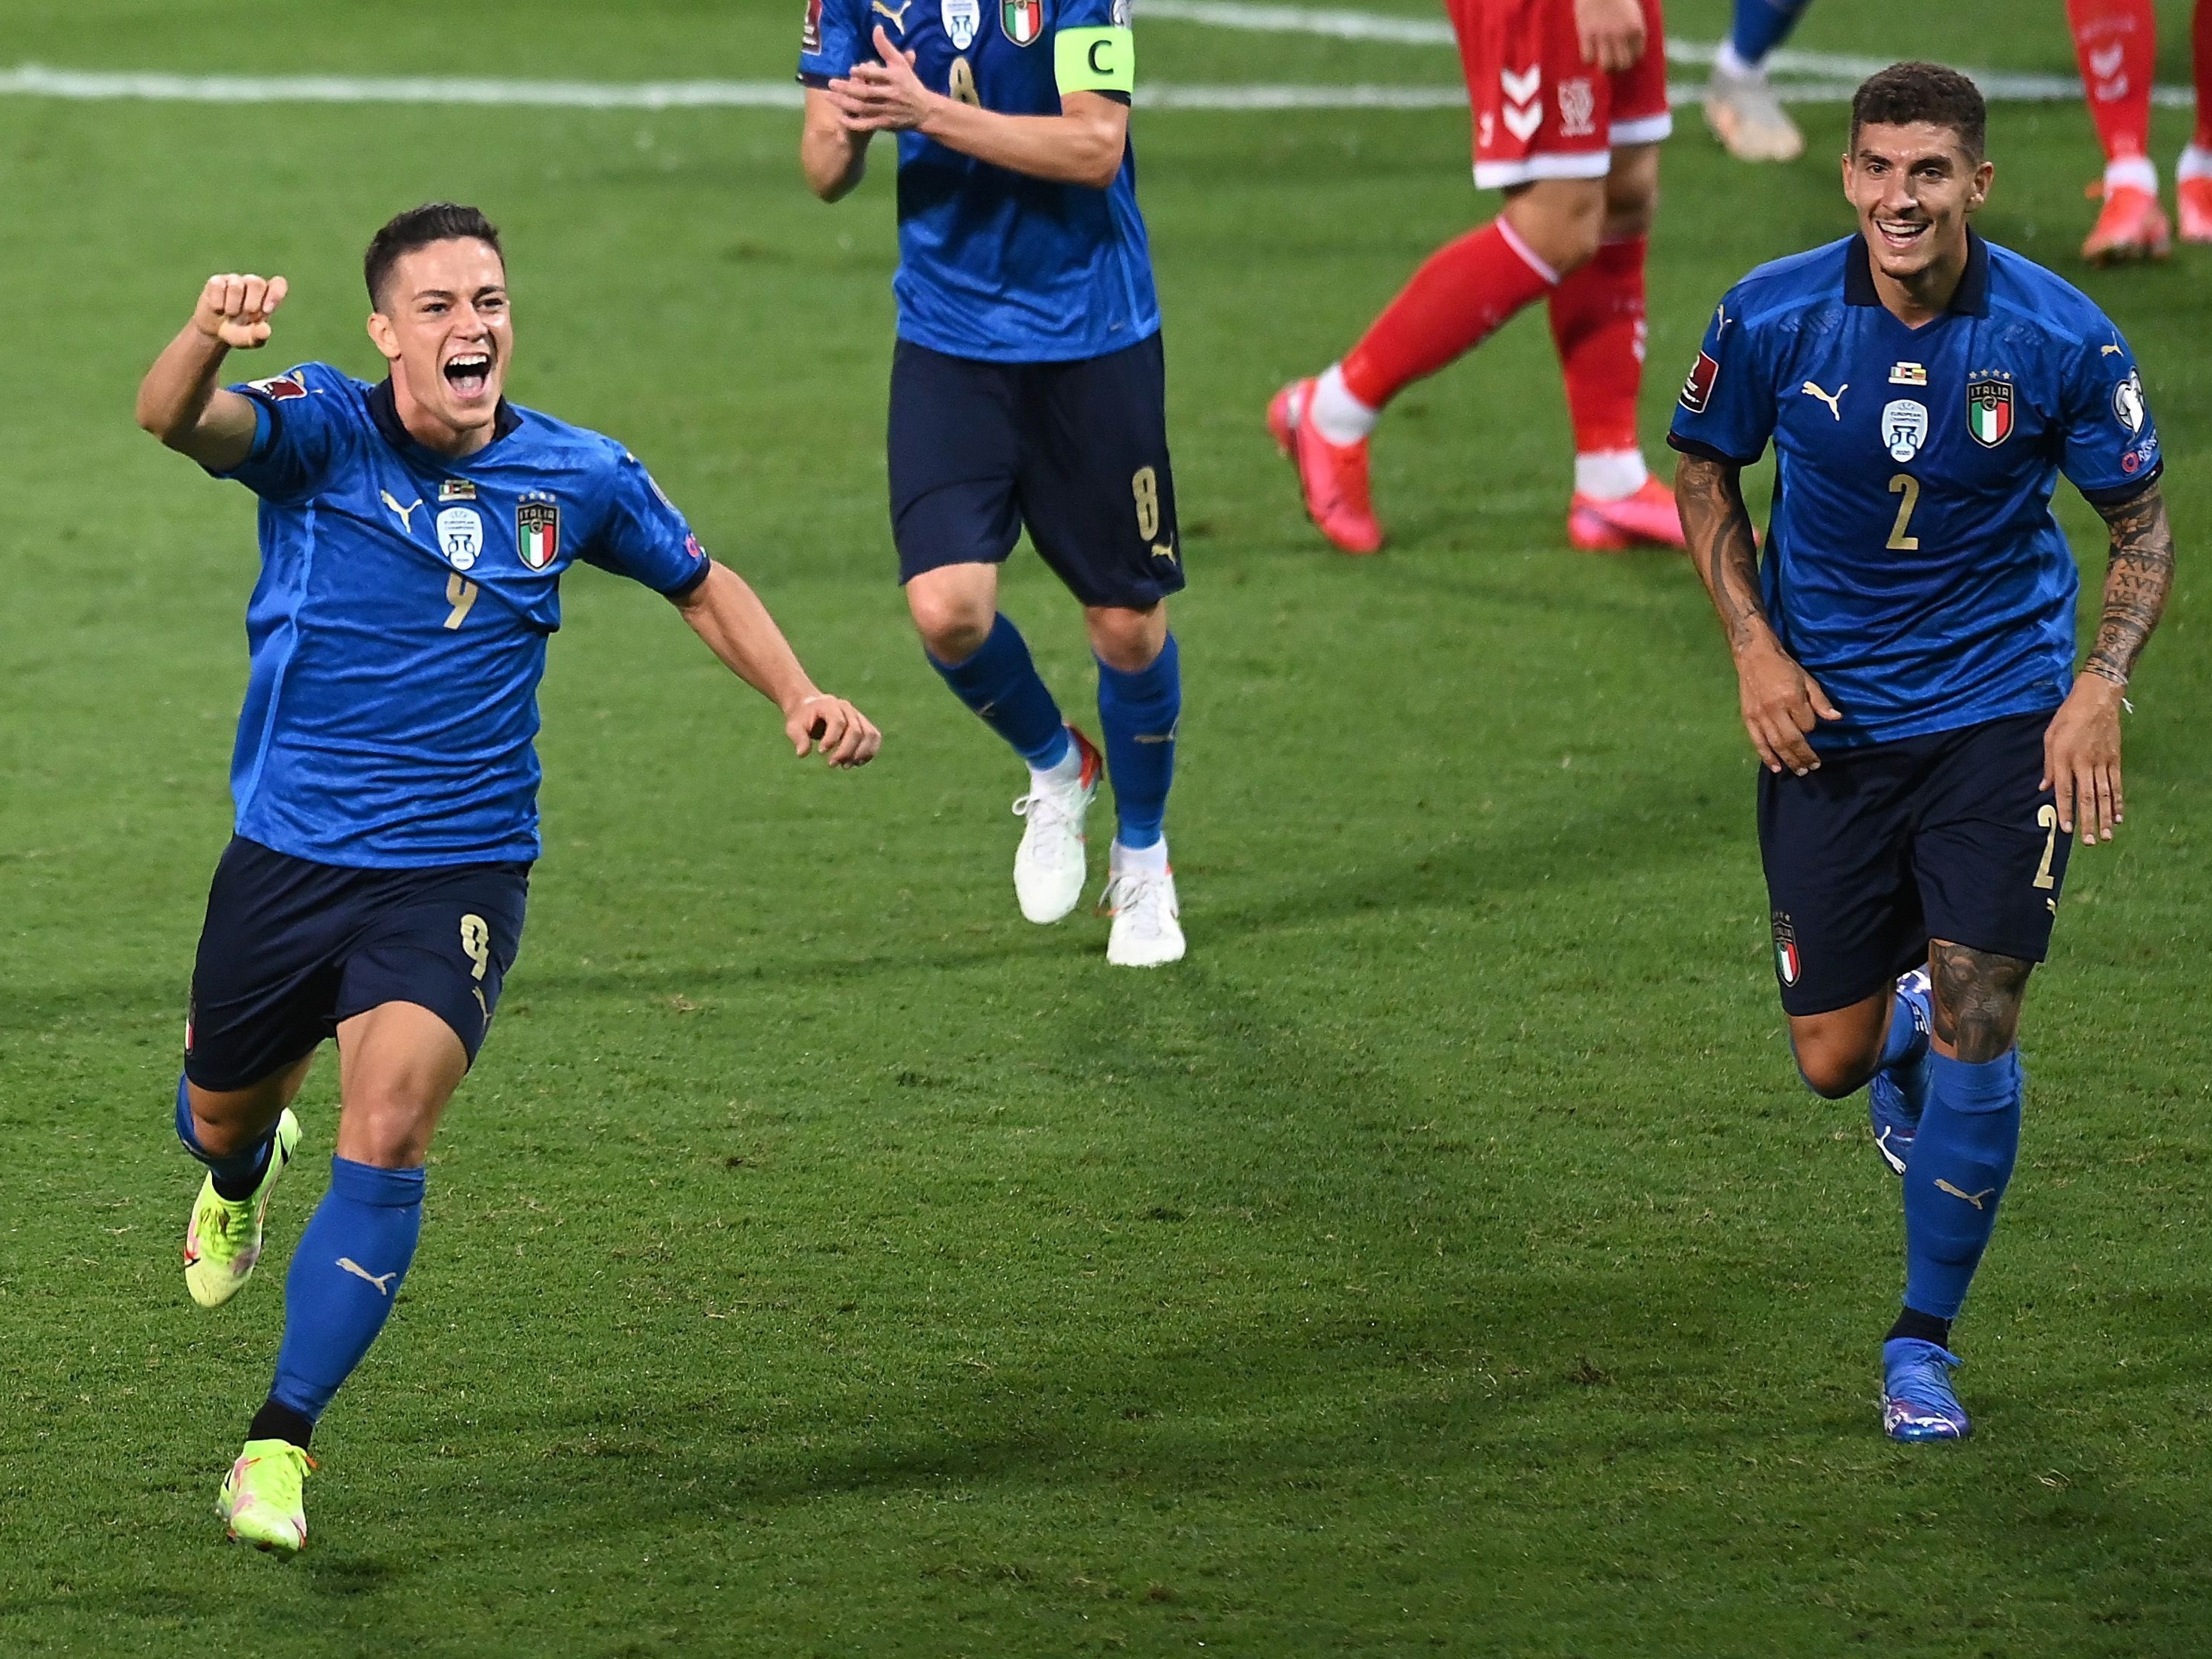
{"left": 517, "top": 495, "right": 560, "bottom": 572}
{"left": 1965, "top": 378, "right": 2014, "bottom": 447}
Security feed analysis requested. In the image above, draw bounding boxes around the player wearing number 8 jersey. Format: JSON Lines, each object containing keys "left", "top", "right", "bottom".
{"left": 1671, "top": 65, "right": 2176, "bottom": 1443}
{"left": 135, "top": 202, "right": 880, "bottom": 1551}
{"left": 800, "top": 0, "right": 1189, "bottom": 966}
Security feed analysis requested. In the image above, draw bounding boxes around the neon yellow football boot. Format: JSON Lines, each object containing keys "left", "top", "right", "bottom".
{"left": 218, "top": 1439, "right": 314, "bottom": 1553}
{"left": 183, "top": 1108, "right": 303, "bottom": 1309}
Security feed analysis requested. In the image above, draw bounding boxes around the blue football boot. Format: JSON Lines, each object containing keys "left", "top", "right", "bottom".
{"left": 1869, "top": 968, "right": 1934, "bottom": 1175}
{"left": 1882, "top": 1337, "right": 1971, "bottom": 1441}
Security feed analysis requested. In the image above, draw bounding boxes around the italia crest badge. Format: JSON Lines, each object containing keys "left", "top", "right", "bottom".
{"left": 517, "top": 496, "right": 560, "bottom": 571}
{"left": 1001, "top": 0, "right": 1043, "bottom": 46}
{"left": 1966, "top": 377, "right": 2014, "bottom": 447}
{"left": 1771, "top": 911, "right": 1801, "bottom": 987}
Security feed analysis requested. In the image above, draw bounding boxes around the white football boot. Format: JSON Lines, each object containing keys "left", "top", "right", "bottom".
{"left": 1011, "top": 726, "right": 1103, "bottom": 924}
{"left": 1101, "top": 840, "right": 1184, "bottom": 968}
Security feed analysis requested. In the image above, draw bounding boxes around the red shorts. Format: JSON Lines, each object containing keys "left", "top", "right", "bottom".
{"left": 1449, "top": 0, "right": 1674, "bottom": 189}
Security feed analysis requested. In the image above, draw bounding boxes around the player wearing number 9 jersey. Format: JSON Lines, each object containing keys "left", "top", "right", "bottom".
{"left": 799, "top": 0, "right": 1188, "bottom": 966}
{"left": 1671, "top": 65, "right": 2176, "bottom": 1444}
{"left": 134, "top": 202, "right": 880, "bottom": 1553}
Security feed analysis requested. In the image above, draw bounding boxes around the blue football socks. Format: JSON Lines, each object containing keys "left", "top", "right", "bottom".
{"left": 174, "top": 1072, "right": 274, "bottom": 1202}
{"left": 1899, "top": 1050, "right": 2023, "bottom": 1321}
{"left": 268, "top": 1157, "right": 426, "bottom": 1424}
{"left": 1095, "top": 633, "right": 1180, "bottom": 851}
{"left": 1879, "top": 987, "right": 1929, "bottom": 1074}
{"left": 1729, "top": 0, "right": 1816, "bottom": 68}
{"left": 928, "top": 613, "right": 1071, "bottom": 771}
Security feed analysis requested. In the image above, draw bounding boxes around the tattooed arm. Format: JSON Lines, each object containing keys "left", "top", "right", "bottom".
{"left": 1675, "top": 452, "right": 1842, "bottom": 776}
{"left": 2042, "top": 480, "right": 2176, "bottom": 845}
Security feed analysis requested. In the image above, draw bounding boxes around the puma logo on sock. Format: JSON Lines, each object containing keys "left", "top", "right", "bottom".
{"left": 337, "top": 1257, "right": 398, "bottom": 1295}
{"left": 1935, "top": 1179, "right": 1996, "bottom": 1210}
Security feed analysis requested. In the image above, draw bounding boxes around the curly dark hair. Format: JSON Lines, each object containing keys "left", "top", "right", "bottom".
{"left": 363, "top": 202, "right": 504, "bottom": 311}
{"left": 1850, "top": 61, "right": 1987, "bottom": 159}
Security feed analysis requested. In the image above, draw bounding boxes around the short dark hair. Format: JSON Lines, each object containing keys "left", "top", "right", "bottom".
{"left": 363, "top": 202, "right": 504, "bottom": 311}
{"left": 1850, "top": 62, "right": 1987, "bottom": 159}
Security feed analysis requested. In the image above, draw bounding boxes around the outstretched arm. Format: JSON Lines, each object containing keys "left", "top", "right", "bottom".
{"left": 824, "top": 26, "right": 1127, "bottom": 189}
{"left": 671, "top": 560, "right": 882, "bottom": 767}
{"left": 135, "top": 274, "right": 289, "bottom": 471}
{"left": 1675, "top": 451, "right": 1842, "bottom": 776}
{"left": 2041, "top": 481, "right": 2175, "bottom": 844}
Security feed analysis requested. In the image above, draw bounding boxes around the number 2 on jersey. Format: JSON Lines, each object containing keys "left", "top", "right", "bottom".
{"left": 1886, "top": 473, "right": 1921, "bottom": 551}
{"left": 444, "top": 573, "right": 479, "bottom": 630}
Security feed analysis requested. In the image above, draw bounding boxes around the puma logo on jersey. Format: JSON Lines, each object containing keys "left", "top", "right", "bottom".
{"left": 380, "top": 490, "right": 423, "bottom": 531}
{"left": 1800, "top": 381, "right": 1847, "bottom": 420}
{"left": 1935, "top": 1179, "right": 1997, "bottom": 1210}
{"left": 871, "top": 0, "right": 913, "bottom": 26}
{"left": 337, "top": 1257, "right": 398, "bottom": 1295}
{"left": 2101, "top": 344, "right": 2125, "bottom": 356}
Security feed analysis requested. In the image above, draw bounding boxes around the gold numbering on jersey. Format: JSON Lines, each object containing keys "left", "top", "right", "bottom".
{"left": 1886, "top": 474, "right": 1921, "bottom": 551}
{"left": 459, "top": 914, "right": 492, "bottom": 981}
{"left": 2033, "top": 803, "right": 2060, "bottom": 890}
{"left": 949, "top": 55, "right": 980, "bottom": 106}
{"left": 1132, "top": 466, "right": 1161, "bottom": 541}
{"left": 444, "top": 574, "right": 479, "bottom": 630}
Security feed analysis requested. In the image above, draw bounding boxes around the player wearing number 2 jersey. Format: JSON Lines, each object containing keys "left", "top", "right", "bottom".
{"left": 134, "top": 202, "right": 880, "bottom": 1553}
{"left": 1671, "top": 65, "right": 2175, "bottom": 1444}
{"left": 800, "top": 0, "right": 1189, "bottom": 966}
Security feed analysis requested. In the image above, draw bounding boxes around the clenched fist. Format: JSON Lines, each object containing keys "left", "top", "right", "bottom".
{"left": 194, "top": 273, "right": 289, "bottom": 350}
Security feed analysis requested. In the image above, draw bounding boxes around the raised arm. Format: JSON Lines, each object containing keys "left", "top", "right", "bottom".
{"left": 1675, "top": 451, "right": 1843, "bottom": 776}
{"left": 824, "top": 25, "right": 1128, "bottom": 189}
{"left": 2040, "top": 480, "right": 2175, "bottom": 845}
{"left": 671, "top": 560, "right": 882, "bottom": 767}
{"left": 135, "top": 274, "right": 289, "bottom": 471}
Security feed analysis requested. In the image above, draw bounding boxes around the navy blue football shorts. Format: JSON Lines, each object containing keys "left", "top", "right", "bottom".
{"left": 1757, "top": 710, "right": 2072, "bottom": 1018}
{"left": 184, "top": 836, "right": 529, "bottom": 1091}
{"left": 887, "top": 332, "right": 1186, "bottom": 611}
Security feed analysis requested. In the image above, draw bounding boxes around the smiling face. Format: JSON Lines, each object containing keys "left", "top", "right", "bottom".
{"left": 365, "top": 238, "right": 511, "bottom": 455}
{"left": 1844, "top": 120, "right": 1993, "bottom": 287}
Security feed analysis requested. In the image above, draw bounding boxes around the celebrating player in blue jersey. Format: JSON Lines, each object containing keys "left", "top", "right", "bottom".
{"left": 135, "top": 203, "right": 880, "bottom": 1551}
{"left": 798, "top": 0, "right": 1186, "bottom": 966}
{"left": 1670, "top": 65, "right": 2175, "bottom": 1441}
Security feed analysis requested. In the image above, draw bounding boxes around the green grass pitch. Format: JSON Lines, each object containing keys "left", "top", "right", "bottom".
{"left": 1, "top": 0, "right": 2207, "bottom": 1652}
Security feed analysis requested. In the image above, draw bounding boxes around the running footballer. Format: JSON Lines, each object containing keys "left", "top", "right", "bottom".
{"left": 136, "top": 203, "right": 880, "bottom": 1551}
{"left": 1670, "top": 64, "right": 2174, "bottom": 1441}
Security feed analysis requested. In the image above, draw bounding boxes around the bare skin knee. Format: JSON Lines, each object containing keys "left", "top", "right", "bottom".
{"left": 187, "top": 1051, "right": 317, "bottom": 1158}
{"left": 1084, "top": 601, "right": 1166, "bottom": 673}
{"left": 1501, "top": 176, "right": 1607, "bottom": 277}
{"left": 1787, "top": 990, "right": 1891, "bottom": 1098}
{"left": 333, "top": 1001, "right": 470, "bottom": 1169}
{"left": 1929, "top": 941, "right": 2034, "bottom": 1063}
{"left": 904, "top": 563, "right": 1000, "bottom": 662}
{"left": 1601, "top": 143, "right": 1659, "bottom": 242}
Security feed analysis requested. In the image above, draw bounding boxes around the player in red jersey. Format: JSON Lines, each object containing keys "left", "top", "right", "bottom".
{"left": 1269, "top": 0, "right": 1682, "bottom": 556}
{"left": 2068, "top": 0, "right": 2212, "bottom": 259}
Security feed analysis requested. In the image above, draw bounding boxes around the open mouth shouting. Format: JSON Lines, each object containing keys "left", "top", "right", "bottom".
{"left": 442, "top": 350, "right": 495, "bottom": 401}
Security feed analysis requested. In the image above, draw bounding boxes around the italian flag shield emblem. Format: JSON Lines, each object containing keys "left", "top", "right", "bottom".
{"left": 1966, "top": 378, "right": 2014, "bottom": 447}
{"left": 517, "top": 500, "right": 560, "bottom": 570}
{"left": 1002, "top": 0, "right": 1043, "bottom": 45}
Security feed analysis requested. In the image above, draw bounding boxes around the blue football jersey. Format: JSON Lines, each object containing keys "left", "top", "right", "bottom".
{"left": 798, "top": 0, "right": 1160, "bottom": 362}
{"left": 1668, "top": 231, "right": 2162, "bottom": 751}
{"left": 212, "top": 362, "right": 711, "bottom": 868}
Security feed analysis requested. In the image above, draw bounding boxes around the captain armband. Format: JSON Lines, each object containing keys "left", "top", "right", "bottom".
{"left": 1055, "top": 26, "right": 1134, "bottom": 96}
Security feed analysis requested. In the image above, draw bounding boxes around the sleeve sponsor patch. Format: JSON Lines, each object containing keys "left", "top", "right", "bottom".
{"left": 2112, "top": 368, "right": 2146, "bottom": 434}
{"left": 1054, "top": 25, "right": 1134, "bottom": 94}
{"left": 1678, "top": 350, "right": 1719, "bottom": 414}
